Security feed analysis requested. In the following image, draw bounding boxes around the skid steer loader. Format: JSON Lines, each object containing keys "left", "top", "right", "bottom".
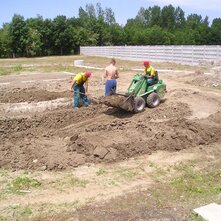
{"left": 102, "top": 73, "right": 167, "bottom": 113}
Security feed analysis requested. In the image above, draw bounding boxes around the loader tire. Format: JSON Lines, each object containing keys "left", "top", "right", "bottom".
{"left": 146, "top": 92, "right": 160, "bottom": 108}
{"left": 134, "top": 96, "right": 146, "bottom": 113}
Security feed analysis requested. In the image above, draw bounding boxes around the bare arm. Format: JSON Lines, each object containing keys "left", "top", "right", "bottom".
{"left": 84, "top": 81, "right": 88, "bottom": 95}
{"left": 103, "top": 68, "right": 108, "bottom": 78}
{"left": 115, "top": 69, "right": 119, "bottom": 79}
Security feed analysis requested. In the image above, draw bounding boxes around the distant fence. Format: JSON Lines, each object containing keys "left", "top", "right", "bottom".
{"left": 80, "top": 45, "right": 221, "bottom": 64}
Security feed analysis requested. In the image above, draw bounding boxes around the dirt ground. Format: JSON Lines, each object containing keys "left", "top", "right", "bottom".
{"left": 0, "top": 56, "right": 221, "bottom": 220}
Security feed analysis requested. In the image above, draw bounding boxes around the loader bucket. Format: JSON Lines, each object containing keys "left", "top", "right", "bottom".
{"left": 101, "top": 95, "right": 135, "bottom": 112}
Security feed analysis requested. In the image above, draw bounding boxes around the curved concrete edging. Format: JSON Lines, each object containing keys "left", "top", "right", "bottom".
{"left": 74, "top": 63, "right": 195, "bottom": 74}
{"left": 0, "top": 98, "right": 71, "bottom": 113}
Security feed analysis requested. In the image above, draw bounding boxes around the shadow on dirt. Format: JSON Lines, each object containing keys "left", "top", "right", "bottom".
{"left": 103, "top": 107, "right": 135, "bottom": 119}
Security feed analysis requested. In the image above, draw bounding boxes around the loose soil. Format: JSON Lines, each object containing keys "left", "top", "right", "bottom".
{"left": 0, "top": 58, "right": 221, "bottom": 220}
{"left": 0, "top": 80, "right": 220, "bottom": 171}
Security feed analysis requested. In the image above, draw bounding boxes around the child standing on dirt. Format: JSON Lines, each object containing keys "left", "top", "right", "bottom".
{"left": 103, "top": 58, "right": 119, "bottom": 96}
{"left": 70, "top": 71, "right": 92, "bottom": 109}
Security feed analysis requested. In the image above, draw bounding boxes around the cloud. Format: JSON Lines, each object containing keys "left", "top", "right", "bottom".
{"left": 149, "top": 0, "right": 221, "bottom": 10}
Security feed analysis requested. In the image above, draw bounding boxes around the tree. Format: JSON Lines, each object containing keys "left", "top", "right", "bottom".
{"left": 25, "top": 28, "right": 42, "bottom": 56}
{"left": 72, "top": 26, "right": 98, "bottom": 46}
{"left": 109, "top": 24, "right": 126, "bottom": 45}
{"left": 9, "top": 14, "right": 28, "bottom": 57}
{"left": 88, "top": 19, "right": 110, "bottom": 45}
{"left": 186, "top": 14, "right": 202, "bottom": 29}
{"left": 150, "top": 6, "right": 161, "bottom": 27}
{"left": 96, "top": 3, "right": 104, "bottom": 21}
{"left": 52, "top": 15, "right": 73, "bottom": 55}
{"left": 175, "top": 7, "right": 185, "bottom": 29}
{"left": 78, "top": 6, "right": 89, "bottom": 24}
{"left": 41, "top": 18, "right": 54, "bottom": 55}
{"left": 0, "top": 24, "right": 12, "bottom": 57}
{"left": 1, "top": 4, "right": 221, "bottom": 58}
{"left": 185, "top": 14, "right": 210, "bottom": 44}
{"left": 148, "top": 26, "right": 174, "bottom": 44}
{"left": 124, "top": 18, "right": 144, "bottom": 45}
{"left": 173, "top": 30, "right": 196, "bottom": 44}
{"left": 132, "top": 30, "right": 149, "bottom": 45}
{"left": 26, "top": 16, "right": 45, "bottom": 56}
{"left": 209, "top": 18, "right": 221, "bottom": 44}
{"left": 161, "top": 5, "right": 176, "bottom": 30}
{"left": 86, "top": 3, "right": 96, "bottom": 19}
{"left": 136, "top": 7, "right": 150, "bottom": 27}
{"left": 211, "top": 18, "right": 221, "bottom": 30}
{"left": 105, "top": 7, "right": 116, "bottom": 25}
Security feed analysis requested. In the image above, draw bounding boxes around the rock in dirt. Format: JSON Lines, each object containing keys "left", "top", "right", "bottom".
{"left": 0, "top": 159, "right": 10, "bottom": 167}
{"left": 71, "top": 153, "right": 86, "bottom": 166}
{"left": 93, "top": 147, "right": 109, "bottom": 159}
{"left": 40, "top": 166, "right": 47, "bottom": 171}
{"left": 70, "top": 134, "right": 79, "bottom": 142}
{"left": 105, "top": 148, "right": 118, "bottom": 161}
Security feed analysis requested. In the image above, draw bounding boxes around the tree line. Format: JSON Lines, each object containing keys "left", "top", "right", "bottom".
{"left": 0, "top": 3, "right": 221, "bottom": 58}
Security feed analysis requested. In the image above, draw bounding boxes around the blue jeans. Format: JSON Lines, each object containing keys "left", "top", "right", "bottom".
{"left": 72, "top": 84, "right": 89, "bottom": 108}
{"left": 105, "top": 79, "right": 117, "bottom": 96}
{"left": 147, "top": 78, "right": 154, "bottom": 86}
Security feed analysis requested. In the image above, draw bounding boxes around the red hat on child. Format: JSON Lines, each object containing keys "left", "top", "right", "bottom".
{"left": 85, "top": 71, "right": 92, "bottom": 77}
{"left": 143, "top": 61, "right": 149, "bottom": 66}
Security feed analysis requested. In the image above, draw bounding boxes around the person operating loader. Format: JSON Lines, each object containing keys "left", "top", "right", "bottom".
{"left": 70, "top": 71, "right": 92, "bottom": 109}
{"left": 143, "top": 61, "right": 158, "bottom": 86}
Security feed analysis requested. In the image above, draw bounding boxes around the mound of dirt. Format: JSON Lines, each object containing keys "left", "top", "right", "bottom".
{"left": 0, "top": 105, "right": 104, "bottom": 140}
{"left": 185, "top": 72, "right": 221, "bottom": 89}
{"left": 0, "top": 102, "right": 220, "bottom": 171}
{"left": 0, "top": 87, "right": 70, "bottom": 103}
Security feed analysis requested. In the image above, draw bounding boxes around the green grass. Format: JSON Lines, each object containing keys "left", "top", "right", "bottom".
{"left": 0, "top": 64, "right": 76, "bottom": 75}
{"left": 96, "top": 168, "right": 106, "bottom": 176}
{"left": 148, "top": 162, "right": 168, "bottom": 180}
{"left": 7, "top": 205, "right": 33, "bottom": 221}
{"left": 0, "top": 55, "right": 197, "bottom": 76}
{"left": 173, "top": 162, "right": 195, "bottom": 173}
{"left": 0, "top": 65, "right": 32, "bottom": 75}
{"left": 148, "top": 162, "right": 157, "bottom": 168}
{"left": 0, "top": 67, "right": 14, "bottom": 75}
{"left": 142, "top": 162, "right": 221, "bottom": 218}
{"left": 170, "top": 168, "right": 221, "bottom": 198}
{"left": 48, "top": 175, "right": 90, "bottom": 191}
{"left": 4, "top": 176, "right": 41, "bottom": 194}
{"left": 13, "top": 64, "right": 23, "bottom": 72}
{"left": 31, "top": 201, "right": 81, "bottom": 221}
{"left": 189, "top": 212, "right": 205, "bottom": 221}
{"left": 1, "top": 202, "right": 82, "bottom": 221}
{"left": 113, "top": 168, "right": 139, "bottom": 182}
{"left": 69, "top": 177, "right": 89, "bottom": 188}
{"left": 0, "top": 205, "right": 33, "bottom": 221}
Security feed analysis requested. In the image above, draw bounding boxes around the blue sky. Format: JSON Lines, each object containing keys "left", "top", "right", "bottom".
{"left": 1, "top": 0, "right": 221, "bottom": 27}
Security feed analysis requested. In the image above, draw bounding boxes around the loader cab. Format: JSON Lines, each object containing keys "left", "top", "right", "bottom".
{"left": 126, "top": 74, "right": 146, "bottom": 96}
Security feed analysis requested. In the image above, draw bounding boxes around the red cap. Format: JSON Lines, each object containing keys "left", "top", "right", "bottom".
{"left": 85, "top": 71, "right": 92, "bottom": 77}
{"left": 143, "top": 61, "right": 149, "bottom": 66}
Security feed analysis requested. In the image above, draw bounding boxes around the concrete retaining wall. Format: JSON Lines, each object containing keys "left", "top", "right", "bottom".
{"left": 80, "top": 45, "right": 221, "bottom": 65}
